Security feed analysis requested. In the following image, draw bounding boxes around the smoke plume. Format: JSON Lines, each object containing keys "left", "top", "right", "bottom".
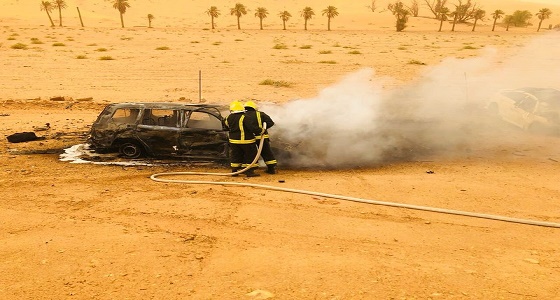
{"left": 263, "top": 33, "right": 560, "bottom": 168}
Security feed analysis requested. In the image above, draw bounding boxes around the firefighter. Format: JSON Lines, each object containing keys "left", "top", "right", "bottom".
{"left": 224, "top": 101, "right": 261, "bottom": 177}
{"left": 244, "top": 100, "right": 277, "bottom": 174}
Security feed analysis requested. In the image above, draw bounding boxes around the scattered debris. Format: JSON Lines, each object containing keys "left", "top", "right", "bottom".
{"left": 549, "top": 158, "right": 558, "bottom": 162}
{"left": 7, "top": 132, "right": 43, "bottom": 143}
{"left": 33, "top": 123, "right": 51, "bottom": 131}
{"left": 0, "top": 113, "right": 9, "bottom": 117}
{"left": 523, "top": 258, "right": 540, "bottom": 264}
{"left": 246, "top": 289, "right": 274, "bottom": 299}
{"left": 50, "top": 96, "right": 73, "bottom": 101}
{"left": 426, "top": 170, "right": 434, "bottom": 174}
{"left": 11, "top": 148, "right": 63, "bottom": 155}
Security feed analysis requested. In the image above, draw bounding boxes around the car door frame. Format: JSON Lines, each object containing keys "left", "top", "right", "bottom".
{"left": 177, "top": 107, "right": 229, "bottom": 160}
{"left": 134, "top": 108, "right": 182, "bottom": 156}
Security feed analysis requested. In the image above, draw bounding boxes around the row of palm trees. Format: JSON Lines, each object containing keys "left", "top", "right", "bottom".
{"left": 40, "top": 0, "right": 66, "bottom": 27}
{"left": 39, "top": 0, "right": 552, "bottom": 33}
{"left": 40, "top": 0, "right": 339, "bottom": 30}
{"left": 208, "top": 4, "right": 339, "bottom": 31}
{"left": 491, "top": 8, "right": 552, "bottom": 32}
{"left": 41, "top": 0, "right": 131, "bottom": 28}
{"left": 436, "top": 6, "right": 552, "bottom": 32}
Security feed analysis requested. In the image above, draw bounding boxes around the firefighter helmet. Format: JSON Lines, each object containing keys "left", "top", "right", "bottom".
{"left": 244, "top": 101, "right": 258, "bottom": 110}
{"left": 229, "top": 101, "right": 244, "bottom": 112}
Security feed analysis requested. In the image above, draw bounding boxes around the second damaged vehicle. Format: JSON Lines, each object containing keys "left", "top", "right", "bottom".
{"left": 88, "top": 102, "right": 229, "bottom": 161}
{"left": 487, "top": 87, "right": 560, "bottom": 134}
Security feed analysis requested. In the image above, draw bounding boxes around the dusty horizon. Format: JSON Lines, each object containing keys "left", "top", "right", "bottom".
{"left": 1, "top": 0, "right": 559, "bottom": 29}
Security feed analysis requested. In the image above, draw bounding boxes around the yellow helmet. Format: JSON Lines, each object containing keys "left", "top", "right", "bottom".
{"left": 229, "top": 101, "right": 244, "bottom": 112}
{"left": 244, "top": 101, "right": 258, "bottom": 110}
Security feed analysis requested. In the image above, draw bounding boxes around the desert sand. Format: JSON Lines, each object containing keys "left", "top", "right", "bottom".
{"left": 1, "top": 0, "right": 560, "bottom": 299}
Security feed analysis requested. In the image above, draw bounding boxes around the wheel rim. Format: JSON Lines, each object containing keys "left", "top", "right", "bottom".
{"left": 121, "top": 144, "right": 140, "bottom": 157}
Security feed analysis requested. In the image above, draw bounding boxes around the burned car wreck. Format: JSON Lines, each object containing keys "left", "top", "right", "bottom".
{"left": 487, "top": 87, "right": 560, "bottom": 134}
{"left": 88, "top": 102, "right": 230, "bottom": 161}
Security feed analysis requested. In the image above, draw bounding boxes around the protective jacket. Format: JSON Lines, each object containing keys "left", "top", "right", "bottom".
{"left": 244, "top": 108, "right": 274, "bottom": 140}
{"left": 224, "top": 112, "right": 260, "bottom": 144}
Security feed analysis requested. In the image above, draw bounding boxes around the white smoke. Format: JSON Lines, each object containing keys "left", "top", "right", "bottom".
{"left": 264, "top": 32, "right": 560, "bottom": 168}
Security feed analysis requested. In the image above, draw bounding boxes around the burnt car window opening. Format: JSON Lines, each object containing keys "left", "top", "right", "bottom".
{"left": 187, "top": 111, "right": 222, "bottom": 130}
{"left": 142, "top": 109, "right": 155, "bottom": 125}
{"left": 518, "top": 95, "right": 537, "bottom": 112}
{"left": 111, "top": 108, "right": 140, "bottom": 124}
{"left": 142, "top": 109, "right": 179, "bottom": 127}
{"left": 503, "top": 91, "right": 526, "bottom": 104}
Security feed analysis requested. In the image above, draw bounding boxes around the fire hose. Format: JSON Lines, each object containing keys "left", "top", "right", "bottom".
{"left": 150, "top": 124, "right": 560, "bottom": 229}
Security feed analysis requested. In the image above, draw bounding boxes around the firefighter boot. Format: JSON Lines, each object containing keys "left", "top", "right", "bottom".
{"left": 244, "top": 168, "right": 260, "bottom": 177}
{"left": 265, "top": 165, "right": 277, "bottom": 174}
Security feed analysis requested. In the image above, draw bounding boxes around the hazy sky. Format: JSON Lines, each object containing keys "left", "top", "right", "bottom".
{"left": 520, "top": 0, "right": 558, "bottom": 5}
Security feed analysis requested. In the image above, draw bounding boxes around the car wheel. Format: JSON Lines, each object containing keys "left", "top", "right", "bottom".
{"left": 119, "top": 142, "right": 144, "bottom": 158}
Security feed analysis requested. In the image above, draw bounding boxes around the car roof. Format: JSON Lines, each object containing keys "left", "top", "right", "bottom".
{"left": 106, "top": 102, "right": 223, "bottom": 110}
{"left": 517, "top": 88, "right": 560, "bottom": 106}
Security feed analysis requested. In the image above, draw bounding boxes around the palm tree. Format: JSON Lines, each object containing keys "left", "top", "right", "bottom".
{"left": 278, "top": 10, "right": 292, "bottom": 30}
{"left": 322, "top": 6, "right": 339, "bottom": 31}
{"left": 206, "top": 6, "right": 220, "bottom": 30}
{"left": 53, "top": 0, "right": 67, "bottom": 27}
{"left": 536, "top": 8, "right": 552, "bottom": 32}
{"left": 301, "top": 7, "right": 315, "bottom": 30}
{"left": 450, "top": 10, "right": 458, "bottom": 31}
{"left": 504, "top": 15, "right": 513, "bottom": 31}
{"left": 111, "top": 0, "right": 130, "bottom": 28}
{"left": 491, "top": 9, "right": 505, "bottom": 31}
{"left": 230, "top": 3, "right": 247, "bottom": 30}
{"left": 437, "top": 6, "right": 450, "bottom": 32}
{"left": 472, "top": 9, "right": 485, "bottom": 31}
{"left": 147, "top": 14, "right": 154, "bottom": 28}
{"left": 254, "top": 7, "right": 269, "bottom": 30}
{"left": 449, "top": 2, "right": 470, "bottom": 32}
{"left": 40, "top": 1, "right": 55, "bottom": 27}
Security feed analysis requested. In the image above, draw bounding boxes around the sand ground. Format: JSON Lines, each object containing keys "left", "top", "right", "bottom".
{"left": 1, "top": 0, "right": 560, "bottom": 299}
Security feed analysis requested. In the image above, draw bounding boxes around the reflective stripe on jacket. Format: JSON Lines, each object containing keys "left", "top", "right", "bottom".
{"left": 225, "top": 112, "right": 257, "bottom": 144}
{"left": 245, "top": 110, "right": 274, "bottom": 140}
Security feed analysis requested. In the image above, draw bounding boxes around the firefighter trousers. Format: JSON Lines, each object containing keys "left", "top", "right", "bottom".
{"left": 258, "top": 138, "right": 277, "bottom": 166}
{"left": 230, "top": 143, "right": 258, "bottom": 168}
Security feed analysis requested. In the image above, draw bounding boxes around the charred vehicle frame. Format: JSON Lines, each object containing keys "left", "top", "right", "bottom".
{"left": 88, "top": 102, "right": 230, "bottom": 161}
